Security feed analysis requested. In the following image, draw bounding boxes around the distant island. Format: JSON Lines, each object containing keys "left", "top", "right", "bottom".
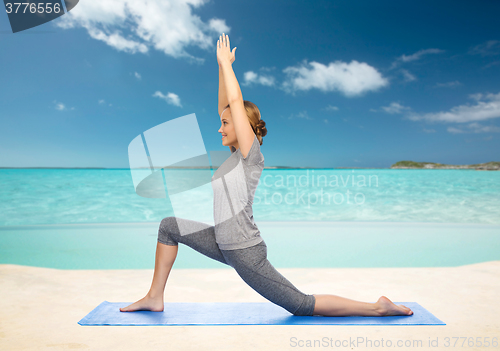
{"left": 390, "top": 161, "right": 500, "bottom": 170}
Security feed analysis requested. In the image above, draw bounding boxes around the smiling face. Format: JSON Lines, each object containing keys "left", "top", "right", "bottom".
{"left": 218, "top": 107, "right": 239, "bottom": 150}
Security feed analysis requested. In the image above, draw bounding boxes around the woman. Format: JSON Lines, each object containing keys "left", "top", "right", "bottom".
{"left": 120, "top": 34, "right": 413, "bottom": 317}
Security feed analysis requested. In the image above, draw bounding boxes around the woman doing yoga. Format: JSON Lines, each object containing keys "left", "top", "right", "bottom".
{"left": 120, "top": 33, "right": 413, "bottom": 317}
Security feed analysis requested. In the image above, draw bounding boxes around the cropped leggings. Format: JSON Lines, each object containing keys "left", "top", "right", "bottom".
{"left": 157, "top": 216, "right": 316, "bottom": 316}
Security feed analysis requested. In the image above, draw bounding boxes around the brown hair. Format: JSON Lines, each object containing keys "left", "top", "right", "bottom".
{"left": 224, "top": 100, "right": 267, "bottom": 145}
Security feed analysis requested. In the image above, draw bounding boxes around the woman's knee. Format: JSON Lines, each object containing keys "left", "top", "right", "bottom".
{"left": 158, "top": 216, "right": 179, "bottom": 246}
{"left": 225, "top": 243, "right": 267, "bottom": 267}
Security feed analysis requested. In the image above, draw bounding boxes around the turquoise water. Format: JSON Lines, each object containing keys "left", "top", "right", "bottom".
{"left": 1, "top": 221, "right": 499, "bottom": 269}
{"left": 1, "top": 168, "right": 499, "bottom": 269}
{"left": 1, "top": 168, "right": 499, "bottom": 225}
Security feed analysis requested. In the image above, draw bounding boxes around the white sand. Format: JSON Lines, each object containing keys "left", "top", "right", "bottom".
{"left": 1, "top": 262, "right": 499, "bottom": 350}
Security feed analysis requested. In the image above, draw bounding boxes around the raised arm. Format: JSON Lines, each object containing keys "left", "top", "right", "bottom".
{"left": 217, "top": 33, "right": 254, "bottom": 159}
{"left": 218, "top": 64, "right": 229, "bottom": 116}
{"left": 218, "top": 39, "right": 236, "bottom": 116}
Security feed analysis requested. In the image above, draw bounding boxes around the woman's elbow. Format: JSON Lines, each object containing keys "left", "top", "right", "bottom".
{"left": 228, "top": 95, "right": 243, "bottom": 105}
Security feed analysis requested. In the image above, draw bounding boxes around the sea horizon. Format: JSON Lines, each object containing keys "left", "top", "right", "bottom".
{"left": 1, "top": 164, "right": 499, "bottom": 170}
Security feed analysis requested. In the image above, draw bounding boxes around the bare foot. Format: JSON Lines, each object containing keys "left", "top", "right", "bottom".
{"left": 119, "top": 294, "right": 164, "bottom": 312}
{"left": 375, "top": 296, "right": 413, "bottom": 316}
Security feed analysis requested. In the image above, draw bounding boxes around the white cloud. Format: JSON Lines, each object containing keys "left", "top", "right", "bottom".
{"left": 99, "top": 99, "right": 112, "bottom": 106}
{"left": 242, "top": 71, "right": 275, "bottom": 86}
{"left": 259, "top": 67, "right": 276, "bottom": 72}
{"left": 469, "top": 40, "right": 500, "bottom": 57}
{"left": 134, "top": 72, "right": 141, "bottom": 80}
{"left": 53, "top": 100, "right": 75, "bottom": 111}
{"left": 207, "top": 18, "right": 229, "bottom": 34}
{"left": 288, "top": 111, "right": 313, "bottom": 120}
{"left": 391, "top": 48, "right": 445, "bottom": 69}
{"left": 377, "top": 93, "right": 500, "bottom": 134}
{"left": 380, "top": 102, "right": 411, "bottom": 114}
{"left": 54, "top": 0, "right": 230, "bottom": 64}
{"left": 406, "top": 92, "right": 500, "bottom": 123}
{"left": 399, "top": 48, "right": 445, "bottom": 62}
{"left": 435, "top": 81, "right": 461, "bottom": 88}
{"left": 324, "top": 105, "right": 339, "bottom": 111}
{"left": 153, "top": 91, "right": 182, "bottom": 107}
{"left": 282, "top": 59, "right": 388, "bottom": 97}
{"left": 484, "top": 61, "right": 500, "bottom": 69}
{"left": 87, "top": 28, "right": 148, "bottom": 54}
{"left": 468, "top": 93, "right": 483, "bottom": 101}
{"left": 446, "top": 126, "right": 464, "bottom": 134}
{"left": 447, "top": 122, "right": 500, "bottom": 134}
{"left": 400, "top": 69, "right": 417, "bottom": 82}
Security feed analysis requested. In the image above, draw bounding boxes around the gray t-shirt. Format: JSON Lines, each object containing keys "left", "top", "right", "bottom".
{"left": 211, "top": 134, "right": 265, "bottom": 250}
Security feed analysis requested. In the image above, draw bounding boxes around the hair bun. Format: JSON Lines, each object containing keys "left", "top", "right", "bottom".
{"left": 255, "top": 119, "right": 267, "bottom": 137}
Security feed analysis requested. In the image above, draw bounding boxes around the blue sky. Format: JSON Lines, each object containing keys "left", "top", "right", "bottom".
{"left": 1, "top": 0, "right": 499, "bottom": 168}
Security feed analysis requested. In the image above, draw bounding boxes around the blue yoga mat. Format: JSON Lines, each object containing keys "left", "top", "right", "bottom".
{"left": 78, "top": 301, "right": 445, "bottom": 326}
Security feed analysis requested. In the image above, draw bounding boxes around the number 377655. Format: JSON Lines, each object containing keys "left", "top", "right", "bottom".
{"left": 5, "top": 2, "right": 62, "bottom": 14}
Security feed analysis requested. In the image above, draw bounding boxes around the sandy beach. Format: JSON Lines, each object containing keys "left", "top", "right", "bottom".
{"left": 1, "top": 261, "right": 499, "bottom": 350}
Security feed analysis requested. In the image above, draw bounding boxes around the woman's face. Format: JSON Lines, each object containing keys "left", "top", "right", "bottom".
{"left": 218, "top": 108, "right": 237, "bottom": 148}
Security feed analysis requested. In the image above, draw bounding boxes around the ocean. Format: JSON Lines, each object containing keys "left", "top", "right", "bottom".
{"left": 1, "top": 168, "right": 499, "bottom": 225}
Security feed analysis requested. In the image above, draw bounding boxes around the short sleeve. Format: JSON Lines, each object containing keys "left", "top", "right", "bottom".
{"left": 239, "top": 134, "right": 264, "bottom": 166}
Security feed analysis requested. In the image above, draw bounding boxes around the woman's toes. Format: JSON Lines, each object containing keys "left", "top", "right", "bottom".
{"left": 119, "top": 306, "right": 128, "bottom": 312}
{"left": 400, "top": 305, "right": 413, "bottom": 315}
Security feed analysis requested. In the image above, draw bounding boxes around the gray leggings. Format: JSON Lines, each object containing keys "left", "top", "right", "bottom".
{"left": 158, "top": 216, "right": 316, "bottom": 316}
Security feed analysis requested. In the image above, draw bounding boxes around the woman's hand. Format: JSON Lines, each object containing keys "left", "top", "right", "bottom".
{"left": 217, "top": 33, "right": 236, "bottom": 66}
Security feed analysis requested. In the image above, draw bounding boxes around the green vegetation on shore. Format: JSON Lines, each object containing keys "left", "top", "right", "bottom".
{"left": 391, "top": 161, "right": 500, "bottom": 170}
